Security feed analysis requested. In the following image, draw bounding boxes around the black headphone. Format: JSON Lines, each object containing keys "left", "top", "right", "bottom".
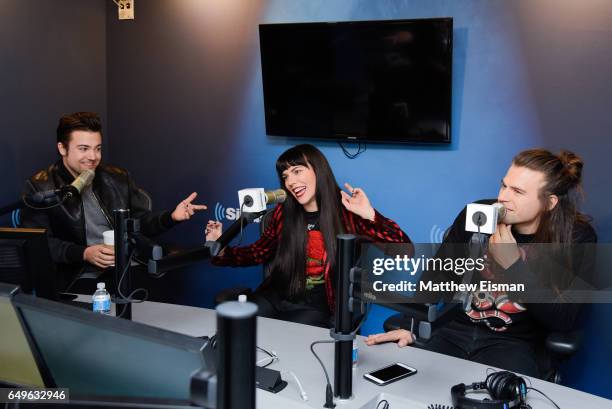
{"left": 451, "top": 371, "right": 528, "bottom": 409}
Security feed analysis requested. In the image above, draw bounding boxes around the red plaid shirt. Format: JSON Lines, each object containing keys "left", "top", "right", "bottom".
{"left": 212, "top": 204, "right": 410, "bottom": 309}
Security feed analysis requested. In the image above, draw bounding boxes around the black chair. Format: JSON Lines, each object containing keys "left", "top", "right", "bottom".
{"left": 383, "top": 302, "right": 459, "bottom": 346}
{"left": 214, "top": 210, "right": 274, "bottom": 305}
{"left": 542, "top": 330, "right": 582, "bottom": 383}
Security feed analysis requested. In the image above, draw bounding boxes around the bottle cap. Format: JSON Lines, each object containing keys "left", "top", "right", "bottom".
{"left": 238, "top": 294, "right": 247, "bottom": 303}
{"left": 97, "top": 282, "right": 105, "bottom": 290}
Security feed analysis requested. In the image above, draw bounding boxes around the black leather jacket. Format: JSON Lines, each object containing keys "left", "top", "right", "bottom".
{"left": 21, "top": 161, "right": 176, "bottom": 284}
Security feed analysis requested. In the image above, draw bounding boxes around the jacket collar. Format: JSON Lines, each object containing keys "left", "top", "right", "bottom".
{"left": 55, "top": 159, "right": 76, "bottom": 183}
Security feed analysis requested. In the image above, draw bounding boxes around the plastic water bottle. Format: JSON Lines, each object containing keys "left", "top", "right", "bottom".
{"left": 92, "top": 282, "right": 111, "bottom": 315}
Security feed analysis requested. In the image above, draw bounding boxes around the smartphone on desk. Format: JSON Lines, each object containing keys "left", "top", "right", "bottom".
{"left": 363, "top": 363, "right": 417, "bottom": 386}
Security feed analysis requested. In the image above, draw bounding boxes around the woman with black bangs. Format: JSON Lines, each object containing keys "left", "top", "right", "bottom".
{"left": 206, "top": 144, "right": 410, "bottom": 327}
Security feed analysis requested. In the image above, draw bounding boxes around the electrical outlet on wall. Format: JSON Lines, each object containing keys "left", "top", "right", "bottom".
{"left": 118, "top": 0, "right": 134, "bottom": 20}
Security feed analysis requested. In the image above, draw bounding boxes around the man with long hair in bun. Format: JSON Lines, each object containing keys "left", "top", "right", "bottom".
{"left": 206, "top": 144, "right": 411, "bottom": 327}
{"left": 366, "top": 149, "right": 597, "bottom": 378}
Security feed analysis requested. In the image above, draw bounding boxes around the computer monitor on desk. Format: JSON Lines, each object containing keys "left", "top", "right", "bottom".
{"left": 0, "top": 283, "right": 51, "bottom": 388}
{"left": 0, "top": 228, "right": 58, "bottom": 300}
{"left": 12, "top": 292, "right": 215, "bottom": 401}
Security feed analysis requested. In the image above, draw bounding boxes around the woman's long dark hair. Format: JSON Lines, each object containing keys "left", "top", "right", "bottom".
{"left": 270, "top": 144, "right": 344, "bottom": 299}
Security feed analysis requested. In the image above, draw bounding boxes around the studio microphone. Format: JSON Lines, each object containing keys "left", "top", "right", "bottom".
{"left": 238, "top": 188, "right": 287, "bottom": 213}
{"left": 30, "top": 169, "right": 95, "bottom": 204}
{"left": 493, "top": 202, "right": 506, "bottom": 220}
{"left": 465, "top": 202, "right": 506, "bottom": 235}
{"left": 264, "top": 189, "right": 287, "bottom": 205}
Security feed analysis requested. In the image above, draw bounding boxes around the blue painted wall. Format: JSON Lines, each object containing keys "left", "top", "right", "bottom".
{"left": 106, "top": 0, "right": 546, "bottom": 303}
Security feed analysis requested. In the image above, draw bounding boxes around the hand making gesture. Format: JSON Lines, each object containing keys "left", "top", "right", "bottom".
{"left": 171, "top": 192, "right": 207, "bottom": 222}
{"left": 340, "top": 182, "right": 375, "bottom": 221}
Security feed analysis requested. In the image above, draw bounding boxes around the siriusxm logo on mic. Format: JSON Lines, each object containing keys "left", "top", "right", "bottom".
{"left": 214, "top": 202, "right": 241, "bottom": 221}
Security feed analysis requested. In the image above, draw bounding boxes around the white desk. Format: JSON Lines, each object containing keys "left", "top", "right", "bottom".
{"left": 126, "top": 301, "right": 612, "bottom": 409}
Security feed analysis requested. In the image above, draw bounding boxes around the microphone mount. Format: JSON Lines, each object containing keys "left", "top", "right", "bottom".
{"left": 0, "top": 187, "right": 74, "bottom": 216}
{"left": 147, "top": 210, "right": 268, "bottom": 276}
{"left": 238, "top": 188, "right": 286, "bottom": 213}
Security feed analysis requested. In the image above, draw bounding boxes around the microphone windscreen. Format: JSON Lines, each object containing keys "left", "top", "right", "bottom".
{"left": 265, "top": 189, "right": 287, "bottom": 204}
{"left": 73, "top": 169, "right": 95, "bottom": 193}
{"left": 493, "top": 202, "right": 506, "bottom": 219}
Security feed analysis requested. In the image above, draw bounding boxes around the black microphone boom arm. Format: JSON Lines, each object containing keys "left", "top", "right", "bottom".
{"left": 213, "top": 210, "right": 267, "bottom": 255}
{"left": 147, "top": 210, "right": 268, "bottom": 276}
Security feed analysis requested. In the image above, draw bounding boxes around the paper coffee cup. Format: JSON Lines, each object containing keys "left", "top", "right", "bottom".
{"left": 103, "top": 230, "right": 114, "bottom": 246}
{"left": 102, "top": 230, "right": 115, "bottom": 268}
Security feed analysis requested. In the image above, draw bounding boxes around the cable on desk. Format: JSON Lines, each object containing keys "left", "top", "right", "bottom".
{"left": 282, "top": 370, "right": 308, "bottom": 402}
{"left": 256, "top": 345, "right": 278, "bottom": 368}
{"left": 209, "top": 335, "right": 277, "bottom": 368}
{"left": 376, "top": 399, "right": 389, "bottom": 409}
{"left": 310, "top": 340, "right": 336, "bottom": 408}
{"left": 527, "top": 387, "right": 561, "bottom": 409}
{"left": 310, "top": 340, "right": 334, "bottom": 387}
{"left": 307, "top": 304, "right": 372, "bottom": 408}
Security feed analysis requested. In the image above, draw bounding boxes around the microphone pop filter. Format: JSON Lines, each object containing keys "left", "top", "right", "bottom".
{"left": 265, "top": 189, "right": 287, "bottom": 204}
{"left": 73, "top": 169, "right": 95, "bottom": 193}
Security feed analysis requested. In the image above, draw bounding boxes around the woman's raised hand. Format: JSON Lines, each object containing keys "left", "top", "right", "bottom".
{"left": 340, "top": 182, "right": 375, "bottom": 221}
{"left": 205, "top": 220, "right": 223, "bottom": 241}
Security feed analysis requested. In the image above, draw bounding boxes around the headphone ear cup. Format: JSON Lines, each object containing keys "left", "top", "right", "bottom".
{"left": 509, "top": 376, "right": 527, "bottom": 403}
{"left": 488, "top": 371, "right": 512, "bottom": 400}
{"left": 485, "top": 371, "right": 503, "bottom": 400}
{"left": 519, "top": 378, "right": 527, "bottom": 402}
{"left": 492, "top": 372, "right": 525, "bottom": 402}
{"left": 454, "top": 372, "right": 526, "bottom": 409}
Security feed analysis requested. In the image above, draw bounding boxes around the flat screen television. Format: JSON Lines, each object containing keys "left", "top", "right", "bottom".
{"left": 259, "top": 18, "right": 453, "bottom": 144}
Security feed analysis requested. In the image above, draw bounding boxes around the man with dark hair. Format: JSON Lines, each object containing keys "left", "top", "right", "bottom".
{"left": 366, "top": 149, "right": 597, "bottom": 378}
{"left": 21, "top": 112, "right": 206, "bottom": 289}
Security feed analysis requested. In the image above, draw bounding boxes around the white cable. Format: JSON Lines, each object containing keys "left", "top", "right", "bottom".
{"left": 256, "top": 349, "right": 278, "bottom": 366}
{"left": 256, "top": 355, "right": 277, "bottom": 366}
{"left": 283, "top": 370, "right": 308, "bottom": 402}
